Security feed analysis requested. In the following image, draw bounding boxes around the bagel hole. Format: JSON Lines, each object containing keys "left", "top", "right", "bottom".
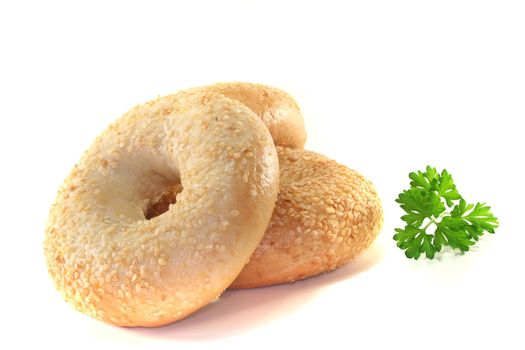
{"left": 144, "top": 183, "right": 183, "bottom": 219}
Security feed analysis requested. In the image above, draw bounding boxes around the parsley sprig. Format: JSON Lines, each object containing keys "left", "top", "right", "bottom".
{"left": 394, "top": 166, "right": 499, "bottom": 259}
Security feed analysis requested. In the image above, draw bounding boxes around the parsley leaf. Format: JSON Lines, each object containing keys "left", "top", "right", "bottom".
{"left": 394, "top": 166, "right": 499, "bottom": 260}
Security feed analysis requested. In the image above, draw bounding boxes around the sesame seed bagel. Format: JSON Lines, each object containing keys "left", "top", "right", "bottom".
{"left": 229, "top": 147, "right": 383, "bottom": 289}
{"left": 44, "top": 90, "right": 279, "bottom": 327}
{"left": 196, "top": 82, "right": 306, "bottom": 148}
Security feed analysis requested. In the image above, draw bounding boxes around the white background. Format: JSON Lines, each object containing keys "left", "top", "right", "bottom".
{"left": 1, "top": 1, "right": 524, "bottom": 349}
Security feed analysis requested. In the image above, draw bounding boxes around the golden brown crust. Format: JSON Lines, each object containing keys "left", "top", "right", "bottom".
{"left": 196, "top": 82, "right": 306, "bottom": 148}
{"left": 230, "top": 147, "right": 383, "bottom": 289}
{"left": 44, "top": 90, "right": 279, "bottom": 326}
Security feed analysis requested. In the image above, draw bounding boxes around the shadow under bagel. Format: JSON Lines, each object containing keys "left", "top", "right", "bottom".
{"left": 124, "top": 241, "right": 384, "bottom": 340}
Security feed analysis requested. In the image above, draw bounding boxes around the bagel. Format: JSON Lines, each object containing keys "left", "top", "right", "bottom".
{"left": 196, "top": 82, "right": 306, "bottom": 149}
{"left": 44, "top": 90, "right": 279, "bottom": 326}
{"left": 230, "top": 147, "right": 383, "bottom": 289}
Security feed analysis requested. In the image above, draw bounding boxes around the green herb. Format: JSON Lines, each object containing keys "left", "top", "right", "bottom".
{"left": 394, "top": 166, "right": 499, "bottom": 259}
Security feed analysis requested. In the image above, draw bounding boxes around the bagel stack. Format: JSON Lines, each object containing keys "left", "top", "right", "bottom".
{"left": 44, "top": 82, "right": 383, "bottom": 327}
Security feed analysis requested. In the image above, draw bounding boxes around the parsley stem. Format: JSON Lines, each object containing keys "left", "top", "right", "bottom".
{"left": 421, "top": 217, "right": 439, "bottom": 231}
